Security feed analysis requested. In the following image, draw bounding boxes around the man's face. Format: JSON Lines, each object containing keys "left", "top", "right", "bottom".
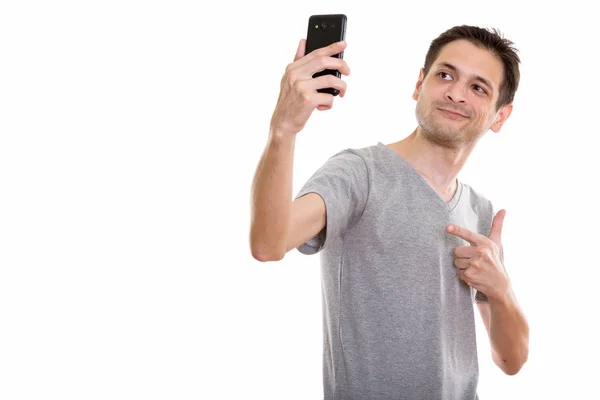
{"left": 413, "top": 39, "right": 511, "bottom": 148}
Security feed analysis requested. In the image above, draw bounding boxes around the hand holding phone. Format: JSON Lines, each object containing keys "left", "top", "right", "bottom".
{"left": 270, "top": 39, "right": 350, "bottom": 136}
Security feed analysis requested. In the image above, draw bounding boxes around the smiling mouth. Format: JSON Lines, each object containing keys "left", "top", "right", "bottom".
{"left": 438, "top": 108, "right": 468, "bottom": 118}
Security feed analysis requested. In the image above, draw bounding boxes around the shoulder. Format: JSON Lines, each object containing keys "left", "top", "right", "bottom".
{"left": 328, "top": 142, "right": 390, "bottom": 171}
{"left": 316, "top": 143, "right": 379, "bottom": 176}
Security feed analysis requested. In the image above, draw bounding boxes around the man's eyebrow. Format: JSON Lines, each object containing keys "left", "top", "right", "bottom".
{"left": 436, "top": 62, "right": 494, "bottom": 92}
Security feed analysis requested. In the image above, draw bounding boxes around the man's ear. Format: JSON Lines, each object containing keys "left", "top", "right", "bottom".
{"left": 412, "top": 68, "right": 425, "bottom": 101}
{"left": 490, "top": 103, "right": 513, "bottom": 133}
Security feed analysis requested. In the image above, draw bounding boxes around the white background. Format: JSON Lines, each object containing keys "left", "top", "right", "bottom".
{"left": 1, "top": 1, "right": 599, "bottom": 399}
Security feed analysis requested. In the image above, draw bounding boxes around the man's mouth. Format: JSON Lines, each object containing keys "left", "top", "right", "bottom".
{"left": 437, "top": 108, "right": 468, "bottom": 118}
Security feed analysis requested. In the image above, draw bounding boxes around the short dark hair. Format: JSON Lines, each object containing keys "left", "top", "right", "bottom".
{"left": 422, "top": 25, "right": 521, "bottom": 110}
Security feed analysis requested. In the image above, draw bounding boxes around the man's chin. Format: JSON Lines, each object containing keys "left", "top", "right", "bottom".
{"left": 422, "top": 124, "right": 458, "bottom": 139}
{"left": 420, "top": 125, "right": 471, "bottom": 147}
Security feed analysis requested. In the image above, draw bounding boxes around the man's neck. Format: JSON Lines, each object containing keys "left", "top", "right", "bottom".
{"left": 386, "top": 127, "right": 475, "bottom": 197}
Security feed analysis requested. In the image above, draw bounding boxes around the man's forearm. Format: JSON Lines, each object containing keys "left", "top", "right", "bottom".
{"left": 488, "top": 288, "right": 529, "bottom": 375}
{"left": 250, "top": 131, "right": 296, "bottom": 261}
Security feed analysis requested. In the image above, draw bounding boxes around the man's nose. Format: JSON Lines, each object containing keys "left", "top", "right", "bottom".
{"left": 445, "top": 84, "right": 468, "bottom": 103}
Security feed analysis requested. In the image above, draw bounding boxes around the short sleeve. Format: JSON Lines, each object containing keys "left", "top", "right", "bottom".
{"left": 294, "top": 149, "right": 370, "bottom": 255}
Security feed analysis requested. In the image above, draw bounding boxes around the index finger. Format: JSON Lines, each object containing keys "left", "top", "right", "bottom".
{"left": 293, "top": 39, "right": 306, "bottom": 62}
{"left": 446, "top": 224, "right": 485, "bottom": 246}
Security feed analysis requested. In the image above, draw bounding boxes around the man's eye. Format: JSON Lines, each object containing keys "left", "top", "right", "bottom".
{"left": 473, "top": 85, "right": 487, "bottom": 94}
{"left": 439, "top": 72, "right": 452, "bottom": 80}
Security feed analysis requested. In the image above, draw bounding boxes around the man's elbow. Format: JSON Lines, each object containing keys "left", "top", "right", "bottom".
{"left": 499, "top": 353, "right": 528, "bottom": 376}
{"left": 250, "top": 241, "right": 285, "bottom": 262}
{"left": 502, "top": 363, "right": 523, "bottom": 376}
{"left": 249, "top": 228, "right": 288, "bottom": 262}
{"left": 251, "top": 250, "right": 285, "bottom": 262}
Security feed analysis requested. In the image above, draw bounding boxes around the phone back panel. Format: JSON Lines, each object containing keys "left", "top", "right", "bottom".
{"left": 305, "top": 14, "right": 347, "bottom": 95}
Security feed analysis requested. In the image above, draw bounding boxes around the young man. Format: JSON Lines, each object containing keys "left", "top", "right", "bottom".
{"left": 250, "top": 25, "right": 529, "bottom": 400}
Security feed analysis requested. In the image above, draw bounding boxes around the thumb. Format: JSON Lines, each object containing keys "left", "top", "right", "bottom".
{"left": 294, "top": 39, "right": 306, "bottom": 62}
{"left": 489, "top": 209, "right": 506, "bottom": 244}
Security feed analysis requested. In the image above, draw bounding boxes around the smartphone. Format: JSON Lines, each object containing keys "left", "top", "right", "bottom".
{"left": 305, "top": 14, "right": 347, "bottom": 96}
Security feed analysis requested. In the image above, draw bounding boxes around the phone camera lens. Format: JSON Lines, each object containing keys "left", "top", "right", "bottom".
{"left": 321, "top": 22, "right": 328, "bottom": 31}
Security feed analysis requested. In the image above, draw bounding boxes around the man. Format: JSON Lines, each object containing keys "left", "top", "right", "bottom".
{"left": 250, "top": 25, "right": 529, "bottom": 400}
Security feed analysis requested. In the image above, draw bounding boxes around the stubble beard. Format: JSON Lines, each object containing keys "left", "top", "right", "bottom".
{"left": 415, "top": 101, "right": 479, "bottom": 149}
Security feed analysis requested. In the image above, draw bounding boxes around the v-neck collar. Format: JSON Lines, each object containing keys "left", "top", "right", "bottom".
{"left": 377, "top": 141, "right": 463, "bottom": 212}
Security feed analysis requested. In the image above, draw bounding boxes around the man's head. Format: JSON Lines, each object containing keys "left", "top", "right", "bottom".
{"left": 413, "top": 25, "right": 521, "bottom": 149}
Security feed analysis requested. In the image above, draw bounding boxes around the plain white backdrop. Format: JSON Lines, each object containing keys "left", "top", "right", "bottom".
{"left": 1, "top": 0, "right": 599, "bottom": 399}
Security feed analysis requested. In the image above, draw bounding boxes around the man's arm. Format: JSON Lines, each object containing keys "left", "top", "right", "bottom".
{"left": 477, "top": 288, "right": 529, "bottom": 375}
{"left": 249, "top": 40, "right": 349, "bottom": 262}
{"left": 447, "top": 210, "right": 529, "bottom": 375}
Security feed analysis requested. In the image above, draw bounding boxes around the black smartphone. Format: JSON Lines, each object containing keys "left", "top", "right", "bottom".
{"left": 305, "top": 14, "right": 347, "bottom": 96}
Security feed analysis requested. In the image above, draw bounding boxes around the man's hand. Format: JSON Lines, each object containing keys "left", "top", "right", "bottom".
{"left": 270, "top": 39, "right": 350, "bottom": 137}
{"left": 446, "top": 209, "right": 510, "bottom": 302}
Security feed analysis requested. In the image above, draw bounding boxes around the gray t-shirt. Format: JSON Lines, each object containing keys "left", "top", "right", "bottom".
{"left": 295, "top": 142, "right": 497, "bottom": 400}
